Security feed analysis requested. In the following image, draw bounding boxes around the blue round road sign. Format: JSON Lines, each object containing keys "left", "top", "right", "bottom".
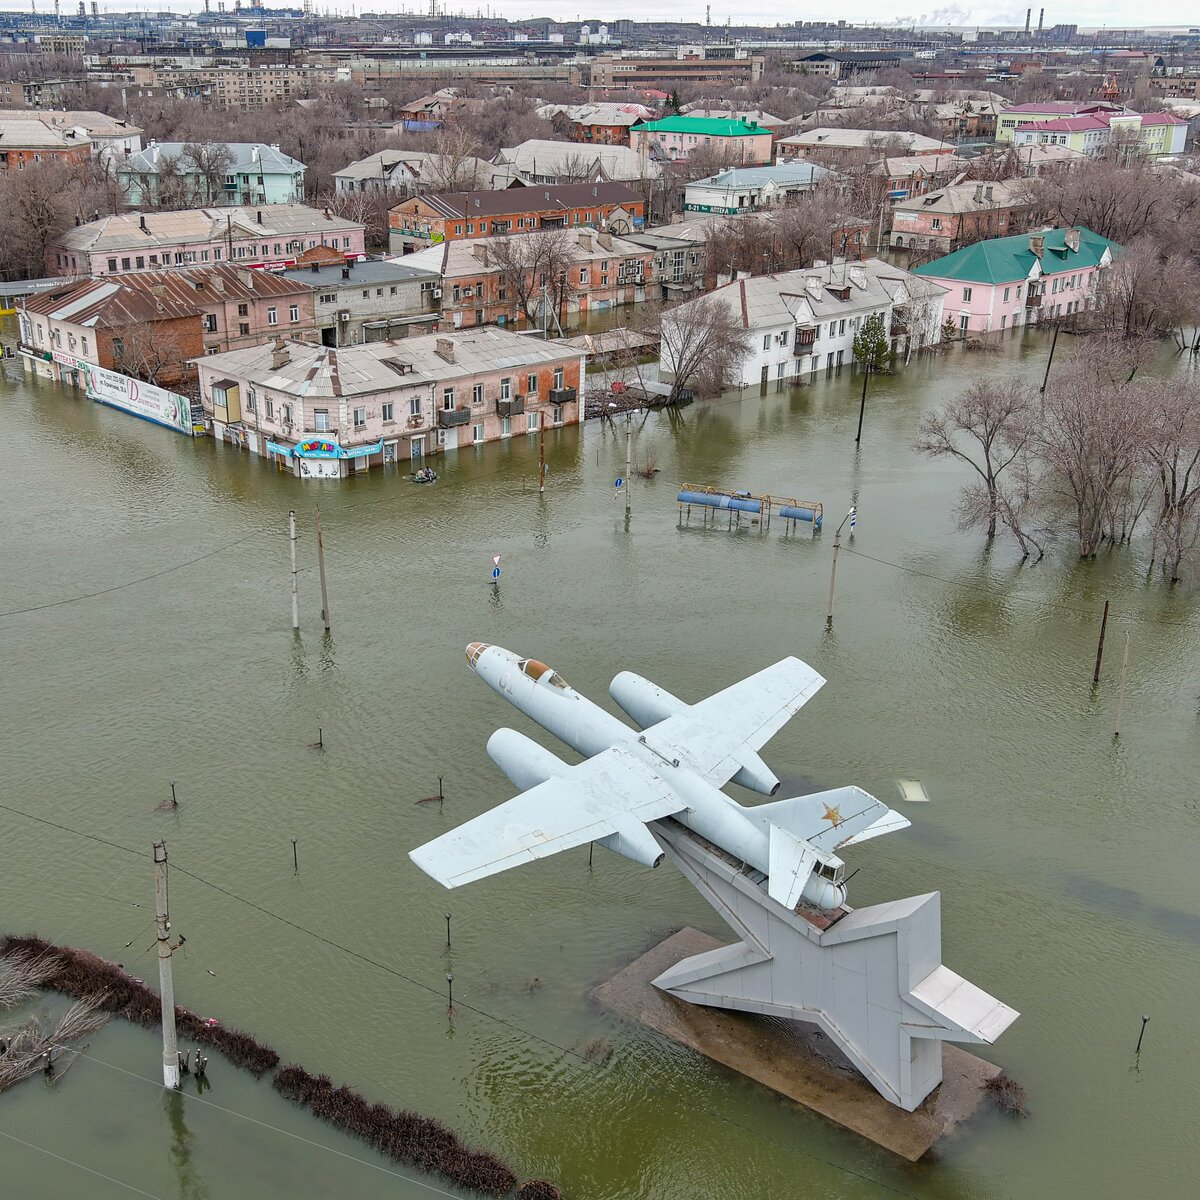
{"left": 615, "top": 477, "right": 624, "bottom": 489}
{"left": 491, "top": 566, "right": 501, "bottom": 580}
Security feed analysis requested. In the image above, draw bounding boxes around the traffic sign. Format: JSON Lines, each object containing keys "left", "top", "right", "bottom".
{"left": 491, "top": 554, "right": 501, "bottom": 566}
{"left": 615, "top": 477, "right": 624, "bottom": 489}
{"left": 491, "top": 566, "right": 502, "bottom": 580}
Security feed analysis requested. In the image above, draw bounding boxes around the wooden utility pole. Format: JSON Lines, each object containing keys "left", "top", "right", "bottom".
{"left": 153, "top": 841, "right": 180, "bottom": 1089}
{"left": 315, "top": 507, "right": 331, "bottom": 632}
{"left": 1092, "top": 599, "right": 1109, "bottom": 684}
{"left": 1039, "top": 323, "right": 1060, "bottom": 394}
{"left": 1114, "top": 631, "right": 1131, "bottom": 737}
{"left": 538, "top": 420, "right": 546, "bottom": 495}
{"left": 288, "top": 510, "right": 299, "bottom": 631}
{"left": 624, "top": 412, "right": 633, "bottom": 524}
{"left": 825, "top": 506, "right": 856, "bottom": 628}
{"left": 855, "top": 367, "right": 869, "bottom": 446}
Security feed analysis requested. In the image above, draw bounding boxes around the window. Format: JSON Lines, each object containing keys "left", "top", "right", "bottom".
{"left": 112, "top": 336, "right": 124, "bottom": 358}
{"left": 958, "top": 314, "right": 969, "bottom": 333}
{"left": 501, "top": 416, "right": 511, "bottom": 437}
{"left": 472, "top": 383, "right": 484, "bottom": 406}
{"left": 780, "top": 329, "right": 789, "bottom": 346}
{"left": 289, "top": 305, "right": 299, "bottom": 323}
{"left": 553, "top": 367, "right": 564, "bottom": 389}
{"left": 121, "top": 257, "right": 131, "bottom": 270}
{"left": 552, "top": 405, "right": 563, "bottom": 425}
{"left": 107, "top": 258, "right": 117, "bottom": 272}
{"left": 579, "top": 269, "right": 589, "bottom": 286}
{"left": 353, "top": 406, "right": 366, "bottom": 427}
{"left": 237, "top": 303, "right": 249, "bottom": 317}
{"left": 931, "top": 217, "right": 942, "bottom": 230}
{"left": 382, "top": 402, "right": 394, "bottom": 423}
{"left": 1003, "top": 286, "right": 1011, "bottom": 302}
{"left": 409, "top": 396, "right": 421, "bottom": 417}
{"left": 314, "top": 409, "right": 330, "bottom": 432}
{"left": 267, "top": 307, "right": 278, "bottom": 325}
{"left": 472, "top": 422, "right": 484, "bottom": 444}
{"left": 362, "top": 290, "right": 369, "bottom": 299}
{"left": 390, "top": 286, "right": 397, "bottom": 295}
{"left": 136, "top": 256, "right": 145, "bottom": 269}
{"left": 281, "top": 403, "right": 293, "bottom": 425}
{"left": 962, "top": 287, "right": 973, "bottom": 301}
{"left": 201, "top": 250, "right": 209, "bottom": 262}
{"left": 442, "top": 387, "right": 455, "bottom": 410}
{"left": 246, "top": 389, "right": 256, "bottom": 412}
{"left": 763, "top": 334, "right": 771, "bottom": 351}
{"left": 467, "top": 223, "right": 474, "bottom": 234}
{"left": 203, "top": 314, "right": 218, "bottom": 332}
{"left": 500, "top": 377, "right": 511, "bottom": 400}
{"left": 266, "top": 398, "right": 275, "bottom": 419}
{"left": 527, "top": 373, "right": 538, "bottom": 394}
{"left": 81, "top": 336, "right": 89, "bottom": 355}
{"left": 455, "top": 225, "right": 463, "bottom": 236}
{"left": 239, "top": 322, "right": 250, "bottom": 336}
{"left": 528, "top": 411, "right": 538, "bottom": 432}
{"left": 320, "top": 293, "right": 335, "bottom": 304}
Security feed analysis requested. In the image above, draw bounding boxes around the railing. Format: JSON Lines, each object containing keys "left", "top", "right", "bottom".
{"left": 617, "top": 270, "right": 646, "bottom": 285}
{"left": 794, "top": 326, "right": 817, "bottom": 351}
{"left": 1025, "top": 293, "right": 1042, "bottom": 309}
{"left": 890, "top": 317, "right": 908, "bottom": 336}
{"left": 498, "top": 396, "right": 524, "bottom": 417}
{"left": 437, "top": 407, "right": 471, "bottom": 428}
{"left": 548, "top": 386, "right": 576, "bottom": 403}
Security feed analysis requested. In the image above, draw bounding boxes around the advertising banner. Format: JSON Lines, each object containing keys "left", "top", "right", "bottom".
{"left": 87, "top": 364, "right": 194, "bottom": 437}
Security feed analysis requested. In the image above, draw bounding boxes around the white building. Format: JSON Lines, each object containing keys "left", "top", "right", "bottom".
{"left": 662, "top": 258, "right": 946, "bottom": 389}
{"left": 334, "top": 149, "right": 503, "bottom": 195}
{"left": 683, "top": 164, "right": 834, "bottom": 214}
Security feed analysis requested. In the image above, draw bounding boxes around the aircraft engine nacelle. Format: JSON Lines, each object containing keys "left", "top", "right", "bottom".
{"left": 609, "top": 671, "right": 687, "bottom": 729}
{"left": 486, "top": 727, "right": 567, "bottom": 791}
{"left": 596, "top": 813, "right": 664, "bottom": 870}
{"left": 610, "top": 671, "right": 780, "bottom": 796}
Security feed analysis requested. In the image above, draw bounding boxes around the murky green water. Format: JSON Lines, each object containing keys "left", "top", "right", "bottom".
{"left": 2, "top": 324, "right": 1198, "bottom": 1200}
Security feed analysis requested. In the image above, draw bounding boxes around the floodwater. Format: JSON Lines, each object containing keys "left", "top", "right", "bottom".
{"left": 2, "top": 323, "right": 1198, "bottom": 1200}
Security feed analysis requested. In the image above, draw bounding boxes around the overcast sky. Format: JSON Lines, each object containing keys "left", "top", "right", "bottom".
{"left": 4, "top": 2, "right": 1196, "bottom": 30}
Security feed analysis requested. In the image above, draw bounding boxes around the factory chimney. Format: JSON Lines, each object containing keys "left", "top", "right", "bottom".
{"left": 1024, "top": 8, "right": 1031, "bottom": 34}
{"left": 1038, "top": 8, "right": 1044, "bottom": 33}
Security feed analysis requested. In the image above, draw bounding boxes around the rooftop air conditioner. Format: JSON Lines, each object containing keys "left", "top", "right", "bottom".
{"left": 432, "top": 288, "right": 442, "bottom": 298}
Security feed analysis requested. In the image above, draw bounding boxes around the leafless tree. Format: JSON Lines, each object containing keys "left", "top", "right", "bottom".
{"left": 111, "top": 322, "right": 189, "bottom": 386}
{"left": 420, "top": 124, "right": 487, "bottom": 191}
{"left": 487, "top": 229, "right": 577, "bottom": 327}
{"left": 1142, "top": 378, "right": 1200, "bottom": 582}
{"left": 182, "top": 142, "right": 236, "bottom": 205}
{"left": 915, "top": 380, "right": 1039, "bottom": 541}
{"left": 659, "top": 295, "right": 751, "bottom": 401}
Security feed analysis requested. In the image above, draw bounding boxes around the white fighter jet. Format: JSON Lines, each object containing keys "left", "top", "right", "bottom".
{"left": 410, "top": 643, "right": 911, "bottom": 912}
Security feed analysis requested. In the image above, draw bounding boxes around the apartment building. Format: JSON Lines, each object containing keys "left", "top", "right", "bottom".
{"left": 683, "top": 164, "right": 834, "bottom": 214}
{"left": 629, "top": 116, "right": 774, "bottom": 166}
{"left": 127, "top": 64, "right": 339, "bottom": 109}
{"left": 492, "top": 140, "right": 661, "bottom": 186}
{"left": 994, "top": 101, "right": 1124, "bottom": 143}
{"left": 889, "top": 181, "right": 1033, "bottom": 254}
{"left": 334, "top": 149, "right": 503, "bottom": 195}
{"left": 584, "top": 52, "right": 765, "bottom": 90}
{"left": 0, "top": 110, "right": 142, "bottom": 163}
{"left": 118, "top": 142, "right": 306, "bottom": 207}
{"left": 280, "top": 256, "right": 441, "bottom": 347}
{"left": 49, "top": 205, "right": 367, "bottom": 277}
{"left": 388, "top": 182, "right": 645, "bottom": 254}
{"left": 1010, "top": 110, "right": 1188, "bottom": 158}
{"left": 401, "top": 228, "right": 655, "bottom": 330}
{"left": 0, "top": 117, "right": 92, "bottom": 171}
{"left": 777, "top": 129, "right": 955, "bottom": 165}
{"left": 195, "top": 328, "right": 585, "bottom": 473}
{"left": 537, "top": 102, "right": 655, "bottom": 145}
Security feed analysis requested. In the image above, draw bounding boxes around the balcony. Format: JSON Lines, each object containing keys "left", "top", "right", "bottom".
{"left": 437, "top": 407, "right": 472, "bottom": 428}
{"left": 497, "top": 395, "right": 524, "bottom": 418}
{"left": 890, "top": 317, "right": 908, "bottom": 336}
{"left": 794, "top": 326, "right": 817, "bottom": 353}
{"left": 548, "top": 386, "right": 576, "bottom": 403}
{"left": 1025, "top": 292, "right": 1042, "bottom": 309}
{"left": 616, "top": 270, "right": 646, "bottom": 285}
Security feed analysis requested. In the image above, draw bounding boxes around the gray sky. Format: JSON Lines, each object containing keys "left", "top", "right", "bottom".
{"left": 3, "top": 2, "right": 1194, "bottom": 29}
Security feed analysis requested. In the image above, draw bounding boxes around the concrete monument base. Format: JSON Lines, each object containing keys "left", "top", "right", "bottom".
{"left": 593, "top": 927, "right": 1002, "bottom": 1161}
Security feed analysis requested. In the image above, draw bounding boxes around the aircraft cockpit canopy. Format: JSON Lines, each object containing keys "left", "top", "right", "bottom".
{"left": 518, "top": 658, "right": 570, "bottom": 689}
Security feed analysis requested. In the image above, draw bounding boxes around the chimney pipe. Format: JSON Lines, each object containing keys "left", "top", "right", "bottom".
{"left": 341, "top": 266, "right": 350, "bottom": 279}
{"left": 311, "top": 261, "right": 320, "bottom": 273}
{"left": 1038, "top": 7, "right": 1044, "bottom": 33}
{"left": 1024, "top": 8, "right": 1031, "bottom": 34}
{"left": 257, "top": 210, "right": 263, "bottom": 224}
{"left": 139, "top": 214, "right": 147, "bottom": 232}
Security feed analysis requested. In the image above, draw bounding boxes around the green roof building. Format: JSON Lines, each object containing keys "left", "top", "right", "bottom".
{"left": 629, "top": 115, "right": 774, "bottom": 165}
{"left": 912, "top": 226, "right": 1119, "bottom": 335}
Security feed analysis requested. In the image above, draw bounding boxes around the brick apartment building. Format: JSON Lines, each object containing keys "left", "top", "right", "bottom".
{"left": 388, "top": 182, "right": 645, "bottom": 254}
{"left": 0, "top": 116, "right": 92, "bottom": 170}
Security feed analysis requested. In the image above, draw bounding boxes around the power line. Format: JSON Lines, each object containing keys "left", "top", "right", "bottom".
{"left": 0, "top": 1128, "right": 167, "bottom": 1200}
{"left": 0, "top": 799, "right": 922, "bottom": 1198}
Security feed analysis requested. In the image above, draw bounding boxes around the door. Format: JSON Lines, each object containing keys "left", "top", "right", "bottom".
{"left": 383, "top": 440, "right": 397, "bottom": 464}
{"left": 411, "top": 435, "right": 424, "bottom": 459}
{"left": 760, "top": 365, "right": 769, "bottom": 386}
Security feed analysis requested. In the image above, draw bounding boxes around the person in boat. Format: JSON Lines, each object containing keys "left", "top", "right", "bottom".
{"left": 413, "top": 466, "right": 438, "bottom": 483}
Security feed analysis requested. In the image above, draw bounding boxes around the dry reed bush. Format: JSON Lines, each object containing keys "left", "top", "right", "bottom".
{"left": 982, "top": 1071, "right": 1029, "bottom": 1116}
{"left": 517, "top": 1182, "right": 563, "bottom": 1200}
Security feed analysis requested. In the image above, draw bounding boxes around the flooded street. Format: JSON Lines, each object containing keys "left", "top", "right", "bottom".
{"left": 2, "top": 322, "right": 1198, "bottom": 1200}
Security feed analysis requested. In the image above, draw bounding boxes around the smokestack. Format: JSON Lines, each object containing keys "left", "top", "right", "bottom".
{"left": 1024, "top": 8, "right": 1031, "bottom": 34}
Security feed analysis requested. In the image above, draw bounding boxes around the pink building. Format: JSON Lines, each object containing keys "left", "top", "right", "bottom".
{"left": 912, "top": 226, "right": 1119, "bottom": 336}
{"left": 49, "top": 204, "right": 367, "bottom": 277}
{"left": 629, "top": 116, "right": 773, "bottom": 165}
{"left": 195, "top": 327, "right": 585, "bottom": 477}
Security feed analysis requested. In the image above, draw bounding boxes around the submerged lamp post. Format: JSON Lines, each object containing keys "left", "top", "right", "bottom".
{"left": 826, "top": 506, "right": 857, "bottom": 629}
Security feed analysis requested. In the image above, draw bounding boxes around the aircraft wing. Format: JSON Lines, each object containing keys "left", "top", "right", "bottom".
{"left": 409, "top": 746, "right": 685, "bottom": 889}
{"left": 643, "top": 656, "right": 825, "bottom": 789}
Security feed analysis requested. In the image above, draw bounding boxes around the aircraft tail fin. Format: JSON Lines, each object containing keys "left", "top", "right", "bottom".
{"left": 753, "top": 786, "right": 907, "bottom": 853}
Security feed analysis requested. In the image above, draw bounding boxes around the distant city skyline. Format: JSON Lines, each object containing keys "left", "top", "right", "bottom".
{"left": 2, "top": 0, "right": 1198, "bottom": 30}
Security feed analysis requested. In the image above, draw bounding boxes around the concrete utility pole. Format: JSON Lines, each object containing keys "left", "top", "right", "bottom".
{"left": 315, "top": 507, "right": 331, "bottom": 632}
{"left": 538, "top": 420, "right": 546, "bottom": 495}
{"left": 289, "top": 510, "right": 299, "bottom": 631}
{"left": 154, "top": 841, "right": 180, "bottom": 1089}
{"left": 825, "top": 506, "right": 856, "bottom": 628}
{"left": 624, "top": 411, "right": 633, "bottom": 524}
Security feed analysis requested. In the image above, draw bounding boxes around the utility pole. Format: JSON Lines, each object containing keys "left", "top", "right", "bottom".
{"left": 538, "top": 419, "right": 546, "bottom": 494}
{"left": 154, "top": 841, "right": 180, "bottom": 1089}
{"left": 1039, "top": 322, "right": 1060, "bottom": 394}
{"left": 624, "top": 411, "right": 633, "bottom": 525}
{"left": 288, "top": 510, "right": 299, "bottom": 631}
{"left": 315, "top": 507, "right": 331, "bottom": 632}
{"left": 825, "top": 506, "right": 856, "bottom": 628}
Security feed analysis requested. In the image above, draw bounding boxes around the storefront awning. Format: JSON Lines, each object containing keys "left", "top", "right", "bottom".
{"left": 266, "top": 438, "right": 384, "bottom": 460}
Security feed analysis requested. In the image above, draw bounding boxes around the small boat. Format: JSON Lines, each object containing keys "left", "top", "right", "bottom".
{"left": 412, "top": 466, "right": 438, "bottom": 484}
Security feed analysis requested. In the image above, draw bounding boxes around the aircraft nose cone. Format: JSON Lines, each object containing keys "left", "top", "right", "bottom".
{"left": 466, "top": 642, "right": 490, "bottom": 670}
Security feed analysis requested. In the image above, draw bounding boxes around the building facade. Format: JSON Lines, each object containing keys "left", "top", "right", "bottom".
{"left": 388, "top": 182, "right": 645, "bottom": 254}
{"left": 195, "top": 328, "right": 585, "bottom": 473}
{"left": 777, "top": 129, "right": 954, "bottom": 164}
{"left": 118, "top": 141, "right": 306, "bottom": 207}
{"left": 889, "top": 182, "right": 1033, "bottom": 255}
{"left": 49, "top": 205, "right": 367, "bottom": 277}
{"left": 629, "top": 116, "right": 774, "bottom": 165}
{"left": 994, "top": 101, "right": 1124, "bottom": 143}
{"left": 912, "top": 226, "right": 1118, "bottom": 335}
{"left": 280, "top": 256, "right": 440, "bottom": 347}
{"left": 683, "top": 164, "right": 833, "bottom": 214}
{"left": 1010, "top": 111, "right": 1187, "bottom": 158}
{"left": 0, "top": 116, "right": 92, "bottom": 171}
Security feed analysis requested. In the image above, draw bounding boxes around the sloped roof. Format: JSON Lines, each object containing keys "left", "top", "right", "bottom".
{"left": 395, "top": 181, "right": 640, "bottom": 220}
{"left": 781, "top": 128, "right": 953, "bottom": 152}
{"left": 196, "top": 327, "right": 578, "bottom": 400}
{"left": 495, "top": 139, "right": 661, "bottom": 181}
{"left": 690, "top": 163, "right": 833, "bottom": 188}
{"left": 122, "top": 141, "right": 305, "bottom": 176}
{"left": 912, "top": 227, "right": 1119, "bottom": 285}
{"left": 114, "top": 262, "right": 318, "bottom": 304}
{"left": 20, "top": 277, "right": 199, "bottom": 327}
{"left": 0, "top": 118, "right": 90, "bottom": 150}
{"left": 893, "top": 180, "right": 1027, "bottom": 215}
{"left": 633, "top": 116, "right": 768, "bottom": 137}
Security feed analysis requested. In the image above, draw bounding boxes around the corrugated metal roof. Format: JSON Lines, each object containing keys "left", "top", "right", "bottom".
{"left": 123, "top": 142, "right": 304, "bottom": 176}
{"left": 20, "top": 277, "right": 201, "bottom": 327}
{"left": 399, "top": 181, "right": 640, "bottom": 220}
{"left": 912, "top": 227, "right": 1119, "bottom": 285}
